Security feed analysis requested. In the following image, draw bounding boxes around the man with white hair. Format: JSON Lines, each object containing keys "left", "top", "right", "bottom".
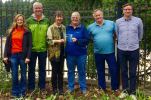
{"left": 65, "top": 11, "right": 89, "bottom": 94}
{"left": 26, "top": 1, "right": 50, "bottom": 97}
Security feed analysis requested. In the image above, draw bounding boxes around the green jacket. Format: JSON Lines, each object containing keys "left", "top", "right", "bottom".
{"left": 26, "top": 14, "right": 50, "bottom": 52}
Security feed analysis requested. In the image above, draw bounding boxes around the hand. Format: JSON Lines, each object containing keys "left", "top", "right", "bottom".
{"left": 72, "top": 38, "right": 77, "bottom": 42}
{"left": 3, "top": 57, "right": 8, "bottom": 64}
{"left": 60, "top": 39, "right": 65, "bottom": 43}
{"left": 25, "top": 58, "right": 30, "bottom": 63}
{"left": 54, "top": 39, "right": 64, "bottom": 44}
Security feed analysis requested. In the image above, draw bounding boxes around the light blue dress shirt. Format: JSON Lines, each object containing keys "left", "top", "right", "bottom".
{"left": 116, "top": 16, "right": 143, "bottom": 51}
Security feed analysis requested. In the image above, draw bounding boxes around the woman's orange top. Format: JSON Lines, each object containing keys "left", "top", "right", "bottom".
{"left": 11, "top": 27, "right": 25, "bottom": 54}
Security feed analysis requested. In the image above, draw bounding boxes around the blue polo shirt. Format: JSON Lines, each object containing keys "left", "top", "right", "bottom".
{"left": 65, "top": 24, "right": 89, "bottom": 56}
{"left": 88, "top": 20, "right": 115, "bottom": 54}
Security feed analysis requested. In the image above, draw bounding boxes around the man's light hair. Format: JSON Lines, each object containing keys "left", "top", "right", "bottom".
{"left": 93, "top": 9, "right": 103, "bottom": 16}
{"left": 33, "top": 2, "right": 43, "bottom": 8}
{"left": 71, "top": 11, "right": 81, "bottom": 19}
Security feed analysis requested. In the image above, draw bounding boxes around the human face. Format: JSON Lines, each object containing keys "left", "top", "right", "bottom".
{"left": 33, "top": 4, "right": 43, "bottom": 17}
{"left": 123, "top": 5, "right": 133, "bottom": 18}
{"left": 16, "top": 16, "right": 24, "bottom": 27}
{"left": 93, "top": 10, "right": 103, "bottom": 25}
{"left": 71, "top": 14, "right": 80, "bottom": 26}
{"left": 55, "top": 16, "right": 63, "bottom": 26}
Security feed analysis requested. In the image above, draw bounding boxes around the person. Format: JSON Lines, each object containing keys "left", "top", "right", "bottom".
{"left": 65, "top": 11, "right": 89, "bottom": 94}
{"left": 3, "top": 14, "right": 32, "bottom": 98}
{"left": 26, "top": 1, "right": 50, "bottom": 95}
{"left": 87, "top": 9, "right": 119, "bottom": 94}
{"left": 47, "top": 11, "right": 66, "bottom": 95}
{"left": 116, "top": 3, "right": 143, "bottom": 100}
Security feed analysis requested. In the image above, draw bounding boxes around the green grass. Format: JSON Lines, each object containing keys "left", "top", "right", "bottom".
{"left": 0, "top": 58, "right": 150, "bottom": 99}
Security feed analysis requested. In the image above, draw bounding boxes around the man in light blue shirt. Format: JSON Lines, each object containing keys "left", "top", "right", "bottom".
{"left": 116, "top": 3, "right": 143, "bottom": 99}
{"left": 88, "top": 9, "right": 119, "bottom": 94}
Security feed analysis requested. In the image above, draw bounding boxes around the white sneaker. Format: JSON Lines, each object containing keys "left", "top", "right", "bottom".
{"left": 130, "top": 94, "right": 137, "bottom": 100}
{"left": 118, "top": 92, "right": 128, "bottom": 99}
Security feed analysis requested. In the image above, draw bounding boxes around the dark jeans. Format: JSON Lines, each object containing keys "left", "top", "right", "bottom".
{"left": 117, "top": 49, "right": 139, "bottom": 94}
{"left": 10, "top": 53, "right": 27, "bottom": 97}
{"left": 50, "top": 56, "right": 64, "bottom": 92}
{"left": 28, "top": 51, "right": 47, "bottom": 90}
{"left": 94, "top": 53, "right": 118, "bottom": 91}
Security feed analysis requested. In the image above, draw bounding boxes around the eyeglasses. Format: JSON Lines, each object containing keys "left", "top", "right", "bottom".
{"left": 123, "top": 9, "right": 132, "bottom": 11}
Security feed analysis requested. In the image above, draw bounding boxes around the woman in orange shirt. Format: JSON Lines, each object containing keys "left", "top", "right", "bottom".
{"left": 3, "top": 14, "right": 32, "bottom": 98}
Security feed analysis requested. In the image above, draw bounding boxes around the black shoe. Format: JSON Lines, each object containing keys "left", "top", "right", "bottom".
{"left": 59, "top": 90, "right": 64, "bottom": 95}
{"left": 40, "top": 89, "right": 47, "bottom": 99}
{"left": 52, "top": 90, "right": 58, "bottom": 95}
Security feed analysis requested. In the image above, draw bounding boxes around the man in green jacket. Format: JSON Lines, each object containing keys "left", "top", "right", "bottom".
{"left": 26, "top": 2, "right": 50, "bottom": 97}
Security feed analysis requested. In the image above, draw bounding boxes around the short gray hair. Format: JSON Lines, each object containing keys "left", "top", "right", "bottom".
{"left": 33, "top": 2, "right": 43, "bottom": 8}
{"left": 71, "top": 11, "right": 80, "bottom": 19}
{"left": 93, "top": 9, "right": 103, "bottom": 15}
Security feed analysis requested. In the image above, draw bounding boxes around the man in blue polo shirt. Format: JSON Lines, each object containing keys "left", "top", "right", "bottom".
{"left": 88, "top": 9, "right": 119, "bottom": 94}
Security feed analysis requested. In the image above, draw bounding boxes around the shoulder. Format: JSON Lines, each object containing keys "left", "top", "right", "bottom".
{"left": 88, "top": 22, "right": 96, "bottom": 29}
{"left": 43, "top": 17, "right": 50, "bottom": 23}
{"left": 61, "top": 24, "right": 66, "bottom": 29}
{"left": 47, "top": 24, "right": 56, "bottom": 33}
{"left": 132, "top": 16, "right": 142, "bottom": 22}
{"left": 116, "top": 17, "right": 123, "bottom": 23}
{"left": 80, "top": 24, "right": 86, "bottom": 28}
{"left": 105, "top": 20, "right": 114, "bottom": 23}
{"left": 88, "top": 22, "right": 95, "bottom": 27}
{"left": 26, "top": 16, "right": 34, "bottom": 22}
{"left": 48, "top": 24, "right": 54, "bottom": 29}
{"left": 24, "top": 29, "right": 31, "bottom": 34}
{"left": 104, "top": 20, "right": 115, "bottom": 25}
{"left": 43, "top": 17, "right": 49, "bottom": 21}
{"left": 66, "top": 25, "right": 71, "bottom": 29}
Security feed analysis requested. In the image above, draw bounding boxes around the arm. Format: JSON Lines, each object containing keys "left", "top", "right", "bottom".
{"left": 138, "top": 18, "right": 143, "bottom": 41}
{"left": 47, "top": 26, "right": 64, "bottom": 45}
{"left": 3, "top": 34, "right": 10, "bottom": 63}
{"left": 25, "top": 31, "right": 32, "bottom": 63}
{"left": 87, "top": 25, "right": 93, "bottom": 42}
{"left": 115, "top": 20, "right": 119, "bottom": 40}
{"left": 113, "top": 22, "right": 117, "bottom": 43}
{"left": 76, "top": 26, "right": 89, "bottom": 46}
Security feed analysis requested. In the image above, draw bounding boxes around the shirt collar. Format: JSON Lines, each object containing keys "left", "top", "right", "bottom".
{"left": 69, "top": 23, "right": 81, "bottom": 28}
{"left": 32, "top": 14, "right": 45, "bottom": 21}
{"left": 95, "top": 20, "right": 105, "bottom": 26}
{"left": 122, "top": 16, "right": 133, "bottom": 21}
{"left": 53, "top": 23, "right": 63, "bottom": 28}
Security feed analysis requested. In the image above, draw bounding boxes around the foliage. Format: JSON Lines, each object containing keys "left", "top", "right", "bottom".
{"left": 1, "top": 0, "right": 151, "bottom": 85}
{"left": 2, "top": 0, "right": 151, "bottom": 52}
{"left": 46, "top": 94, "right": 57, "bottom": 100}
{"left": 0, "top": 58, "right": 11, "bottom": 97}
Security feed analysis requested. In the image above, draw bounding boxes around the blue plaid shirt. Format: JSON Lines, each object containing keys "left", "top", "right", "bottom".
{"left": 116, "top": 16, "right": 143, "bottom": 51}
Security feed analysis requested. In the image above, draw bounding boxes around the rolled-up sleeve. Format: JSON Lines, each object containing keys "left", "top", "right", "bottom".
{"left": 47, "top": 27, "right": 54, "bottom": 45}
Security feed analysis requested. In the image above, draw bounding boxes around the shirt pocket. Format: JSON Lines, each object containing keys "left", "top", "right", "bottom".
{"left": 119, "top": 24, "right": 127, "bottom": 32}
{"left": 130, "top": 23, "right": 138, "bottom": 33}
